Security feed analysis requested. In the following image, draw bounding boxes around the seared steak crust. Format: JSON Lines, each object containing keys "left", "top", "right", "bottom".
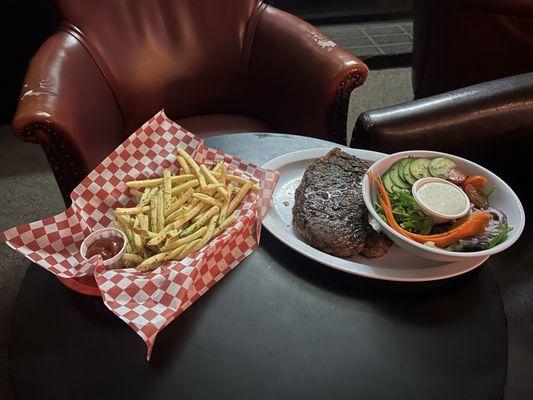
{"left": 292, "top": 148, "right": 374, "bottom": 257}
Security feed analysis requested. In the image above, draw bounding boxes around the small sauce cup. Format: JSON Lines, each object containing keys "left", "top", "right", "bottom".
{"left": 80, "top": 228, "right": 126, "bottom": 269}
{"left": 412, "top": 177, "right": 470, "bottom": 223}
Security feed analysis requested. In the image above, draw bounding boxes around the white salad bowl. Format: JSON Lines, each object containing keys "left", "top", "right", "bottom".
{"left": 362, "top": 150, "right": 525, "bottom": 262}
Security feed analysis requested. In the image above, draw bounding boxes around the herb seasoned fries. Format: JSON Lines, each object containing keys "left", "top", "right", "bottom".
{"left": 114, "top": 148, "right": 258, "bottom": 272}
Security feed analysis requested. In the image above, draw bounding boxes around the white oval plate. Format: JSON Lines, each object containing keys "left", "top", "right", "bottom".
{"left": 262, "top": 148, "right": 489, "bottom": 282}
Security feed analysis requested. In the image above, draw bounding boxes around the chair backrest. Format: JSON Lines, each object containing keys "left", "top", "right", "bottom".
{"left": 55, "top": 0, "right": 261, "bottom": 132}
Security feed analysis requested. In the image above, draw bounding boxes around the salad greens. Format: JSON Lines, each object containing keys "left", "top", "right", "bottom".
{"left": 375, "top": 191, "right": 433, "bottom": 235}
{"left": 484, "top": 186, "right": 496, "bottom": 199}
{"left": 375, "top": 155, "right": 514, "bottom": 252}
{"left": 487, "top": 222, "right": 513, "bottom": 249}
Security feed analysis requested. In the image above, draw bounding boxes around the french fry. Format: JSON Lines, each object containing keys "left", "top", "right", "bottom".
{"left": 177, "top": 155, "right": 190, "bottom": 174}
{"left": 150, "top": 189, "right": 159, "bottom": 232}
{"left": 192, "top": 193, "right": 222, "bottom": 208}
{"left": 171, "top": 179, "right": 199, "bottom": 195}
{"left": 219, "top": 183, "right": 233, "bottom": 224}
{"left": 114, "top": 145, "right": 255, "bottom": 273}
{"left": 177, "top": 148, "right": 207, "bottom": 190}
{"left": 164, "top": 243, "right": 188, "bottom": 261}
{"left": 126, "top": 174, "right": 195, "bottom": 188}
{"left": 132, "top": 217, "right": 143, "bottom": 253}
{"left": 187, "top": 182, "right": 217, "bottom": 222}
{"left": 166, "top": 229, "right": 181, "bottom": 240}
{"left": 165, "top": 206, "right": 187, "bottom": 225}
{"left": 188, "top": 215, "right": 218, "bottom": 254}
{"left": 149, "top": 201, "right": 204, "bottom": 246}
{"left": 114, "top": 218, "right": 130, "bottom": 247}
{"left": 157, "top": 190, "right": 165, "bottom": 232}
{"left": 198, "top": 174, "right": 207, "bottom": 190}
{"left": 176, "top": 239, "right": 202, "bottom": 260}
{"left": 137, "top": 213, "right": 149, "bottom": 230}
{"left": 116, "top": 205, "right": 151, "bottom": 215}
{"left": 220, "top": 214, "right": 238, "bottom": 231}
{"left": 180, "top": 206, "right": 219, "bottom": 238}
{"left": 211, "top": 161, "right": 223, "bottom": 173}
{"left": 116, "top": 215, "right": 134, "bottom": 244}
{"left": 163, "top": 169, "right": 172, "bottom": 212}
{"left": 200, "top": 164, "right": 228, "bottom": 197}
{"left": 136, "top": 252, "right": 168, "bottom": 272}
{"left": 122, "top": 253, "right": 142, "bottom": 268}
{"left": 171, "top": 202, "right": 206, "bottom": 229}
{"left": 228, "top": 182, "right": 252, "bottom": 215}
{"left": 220, "top": 162, "right": 227, "bottom": 186}
{"left": 133, "top": 214, "right": 153, "bottom": 239}
{"left": 211, "top": 172, "right": 260, "bottom": 191}
{"left": 138, "top": 187, "right": 153, "bottom": 206}
{"left": 165, "top": 187, "right": 194, "bottom": 218}
{"left": 130, "top": 188, "right": 143, "bottom": 198}
{"left": 205, "top": 183, "right": 224, "bottom": 190}
{"left": 160, "top": 226, "right": 207, "bottom": 252}
{"left": 213, "top": 214, "right": 238, "bottom": 238}
{"left": 166, "top": 198, "right": 202, "bottom": 224}
{"left": 177, "top": 148, "right": 201, "bottom": 174}
{"left": 134, "top": 227, "right": 157, "bottom": 239}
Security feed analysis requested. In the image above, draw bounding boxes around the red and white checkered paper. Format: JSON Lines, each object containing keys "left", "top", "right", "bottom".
{"left": 2, "top": 110, "right": 279, "bottom": 359}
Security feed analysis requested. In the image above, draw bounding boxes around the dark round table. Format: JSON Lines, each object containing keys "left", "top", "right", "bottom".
{"left": 9, "top": 134, "right": 508, "bottom": 399}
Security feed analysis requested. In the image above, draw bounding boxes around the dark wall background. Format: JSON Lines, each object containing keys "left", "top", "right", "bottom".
{"left": 0, "top": 0, "right": 59, "bottom": 124}
{"left": 267, "top": 0, "right": 411, "bottom": 22}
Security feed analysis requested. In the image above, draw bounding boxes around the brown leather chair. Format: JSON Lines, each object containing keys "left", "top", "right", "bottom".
{"left": 350, "top": 72, "right": 533, "bottom": 201}
{"left": 412, "top": 0, "right": 533, "bottom": 98}
{"left": 12, "top": 0, "right": 367, "bottom": 204}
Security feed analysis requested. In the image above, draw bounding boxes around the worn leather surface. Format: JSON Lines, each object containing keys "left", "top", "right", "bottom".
{"left": 412, "top": 0, "right": 533, "bottom": 98}
{"left": 351, "top": 72, "right": 533, "bottom": 200}
{"left": 11, "top": 0, "right": 367, "bottom": 203}
{"left": 11, "top": 31, "right": 125, "bottom": 196}
{"left": 247, "top": 6, "right": 367, "bottom": 141}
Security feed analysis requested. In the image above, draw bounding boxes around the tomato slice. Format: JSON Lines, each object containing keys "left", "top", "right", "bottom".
{"left": 463, "top": 175, "right": 488, "bottom": 187}
{"left": 464, "top": 184, "right": 488, "bottom": 209}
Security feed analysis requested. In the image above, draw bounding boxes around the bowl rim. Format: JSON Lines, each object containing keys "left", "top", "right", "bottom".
{"left": 363, "top": 150, "right": 526, "bottom": 259}
{"left": 80, "top": 227, "right": 126, "bottom": 265}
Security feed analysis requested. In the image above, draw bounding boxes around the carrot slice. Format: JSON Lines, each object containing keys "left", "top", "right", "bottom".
{"left": 428, "top": 212, "right": 490, "bottom": 247}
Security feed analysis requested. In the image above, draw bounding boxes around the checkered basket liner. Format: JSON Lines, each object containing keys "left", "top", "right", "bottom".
{"left": 2, "top": 110, "right": 279, "bottom": 359}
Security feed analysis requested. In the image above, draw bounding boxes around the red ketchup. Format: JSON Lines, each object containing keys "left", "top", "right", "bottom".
{"left": 86, "top": 237, "right": 124, "bottom": 260}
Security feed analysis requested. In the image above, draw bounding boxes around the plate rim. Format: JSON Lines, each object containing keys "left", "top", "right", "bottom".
{"left": 261, "top": 147, "right": 490, "bottom": 282}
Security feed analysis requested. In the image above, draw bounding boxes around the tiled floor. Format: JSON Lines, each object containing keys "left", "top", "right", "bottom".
{"left": 319, "top": 20, "right": 413, "bottom": 59}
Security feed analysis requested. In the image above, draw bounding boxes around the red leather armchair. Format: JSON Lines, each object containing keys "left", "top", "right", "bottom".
{"left": 12, "top": 0, "right": 367, "bottom": 204}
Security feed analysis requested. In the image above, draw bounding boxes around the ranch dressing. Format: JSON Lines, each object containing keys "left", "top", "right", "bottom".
{"left": 416, "top": 182, "right": 468, "bottom": 216}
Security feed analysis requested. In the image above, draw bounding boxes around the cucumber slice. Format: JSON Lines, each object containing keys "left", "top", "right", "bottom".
{"left": 389, "top": 162, "right": 411, "bottom": 189}
{"left": 428, "top": 157, "right": 456, "bottom": 178}
{"left": 382, "top": 172, "right": 395, "bottom": 194}
{"left": 398, "top": 158, "right": 411, "bottom": 181}
{"left": 410, "top": 158, "right": 431, "bottom": 180}
{"left": 402, "top": 158, "right": 418, "bottom": 185}
{"left": 391, "top": 184, "right": 410, "bottom": 193}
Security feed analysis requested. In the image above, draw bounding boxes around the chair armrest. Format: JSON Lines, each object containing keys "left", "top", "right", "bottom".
{"left": 12, "top": 31, "right": 124, "bottom": 203}
{"left": 247, "top": 5, "right": 368, "bottom": 144}
{"left": 350, "top": 72, "right": 533, "bottom": 194}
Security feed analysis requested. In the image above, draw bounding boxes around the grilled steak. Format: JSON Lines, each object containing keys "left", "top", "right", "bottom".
{"left": 292, "top": 148, "right": 391, "bottom": 258}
